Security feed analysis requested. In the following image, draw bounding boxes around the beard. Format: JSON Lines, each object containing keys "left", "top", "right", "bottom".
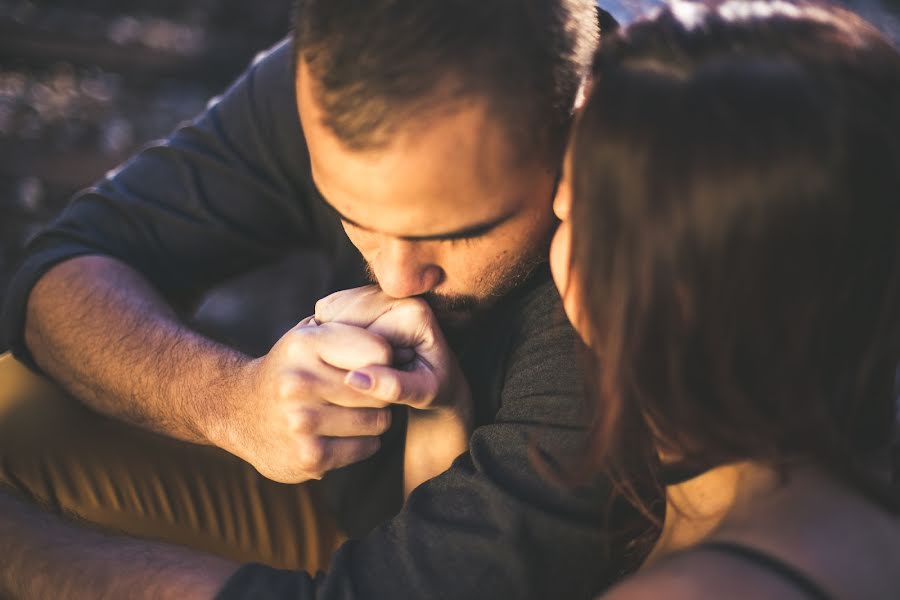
{"left": 364, "top": 236, "right": 551, "bottom": 331}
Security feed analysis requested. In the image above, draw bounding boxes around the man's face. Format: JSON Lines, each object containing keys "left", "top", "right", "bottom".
{"left": 296, "top": 61, "right": 559, "bottom": 325}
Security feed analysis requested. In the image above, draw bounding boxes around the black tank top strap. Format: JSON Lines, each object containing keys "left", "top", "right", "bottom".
{"left": 693, "top": 540, "right": 833, "bottom": 600}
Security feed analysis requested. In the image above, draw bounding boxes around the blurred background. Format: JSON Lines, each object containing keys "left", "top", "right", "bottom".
{"left": 601, "top": 0, "right": 900, "bottom": 34}
{"left": 0, "top": 0, "right": 303, "bottom": 355}
{"left": 1, "top": 0, "right": 899, "bottom": 355}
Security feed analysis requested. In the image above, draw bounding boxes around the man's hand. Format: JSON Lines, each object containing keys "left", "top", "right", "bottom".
{"left": 210, "top": 318, "right": 396, "bottom": 483}
{"left": 315, "top": 286, "right": 473, "bottom": 495}
{"left": 315, "top": 286, "right": 471, "bottom": 418}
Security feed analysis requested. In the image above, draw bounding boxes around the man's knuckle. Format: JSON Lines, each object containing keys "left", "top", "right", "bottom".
{"left": 291, "top": 407, "right": 320, "bottom": 433}
{"left": 284, "top": 331, "right": 314, "bottom": 358}
{"left": 297, "top": 438, "right": 326, "bottom": 471}
{"left": 277, "top": 378, "right": 298, "bottom": 401}
{"left": 314, "top": 295, "right": 336, "bottom": 319}
{"left": 294, "top": 371, "right": 316, "bottom": 392}
{"left": 278, "top": 372, "right": 315, "bottom": 401}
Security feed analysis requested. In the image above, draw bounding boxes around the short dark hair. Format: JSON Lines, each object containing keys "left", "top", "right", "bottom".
{"left": 570, "top": 2, "right": 900, "bottom": 512}
{"left": 292, "top": 0, "right": 598, "bottom": 164}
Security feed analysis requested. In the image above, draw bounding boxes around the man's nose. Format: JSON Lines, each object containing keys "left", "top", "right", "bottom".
{"left": 373, "top": 239, "right": 443, "bottom": 298}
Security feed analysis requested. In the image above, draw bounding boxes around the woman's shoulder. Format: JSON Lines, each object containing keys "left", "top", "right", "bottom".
{"left": 598, "top": 546, "right": 818, "bottom": 600}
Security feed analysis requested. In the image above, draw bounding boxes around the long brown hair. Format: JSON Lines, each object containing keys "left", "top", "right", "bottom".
{"left": 570, "top": 1, "right": 900, "bottom": 515}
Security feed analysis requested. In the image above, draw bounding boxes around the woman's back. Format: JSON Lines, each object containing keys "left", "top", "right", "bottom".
{"left": 606, "top": 463, "right": 900, "bottom": 599}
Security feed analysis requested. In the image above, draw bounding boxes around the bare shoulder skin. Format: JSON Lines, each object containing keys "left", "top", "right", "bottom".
{"left": 600, "top": 463, "right": 900, "bottom": 600}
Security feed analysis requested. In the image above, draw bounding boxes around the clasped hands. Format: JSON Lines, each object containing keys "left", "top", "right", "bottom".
{"left": 214, "top": 285, "right": 472, "bottom": 485}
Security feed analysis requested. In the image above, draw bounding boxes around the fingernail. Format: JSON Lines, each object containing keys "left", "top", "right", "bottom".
{"left": 346, "top": 371, "right": 373, "bottom": 391}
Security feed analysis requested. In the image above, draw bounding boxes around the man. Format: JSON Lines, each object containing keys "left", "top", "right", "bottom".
{"left": 0, "top": 1, "right": 644, "bottom": 598}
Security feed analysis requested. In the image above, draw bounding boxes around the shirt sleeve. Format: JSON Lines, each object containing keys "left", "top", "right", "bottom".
{"left": 216, "top": 283, "right": 638, "bottom": 600}
{"left": 0, "top": 39, "right": 339, "bottom": 370}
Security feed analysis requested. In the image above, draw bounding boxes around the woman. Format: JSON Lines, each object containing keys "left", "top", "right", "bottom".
{"left": 550, "top": 2, "right": 900, "bottom": 598}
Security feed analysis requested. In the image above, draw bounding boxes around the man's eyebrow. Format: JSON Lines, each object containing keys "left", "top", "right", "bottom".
{"left": 325, "top": 201, "right": 515, "bottom": 242}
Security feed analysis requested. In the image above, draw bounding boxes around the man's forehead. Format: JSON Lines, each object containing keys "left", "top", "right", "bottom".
{"left": 300, "top": 84, "right": 545, "bottom": 239}
{"left": 310, "top": 150, "right": 527, "bottom": 236}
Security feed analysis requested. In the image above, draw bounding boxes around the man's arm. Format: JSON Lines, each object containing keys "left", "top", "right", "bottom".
{"left": 5, "top": 278, "right": 635, "bottom": 600}
{"left": 208, "top": 278, "right": 628, "bottom": 600}
{"left": 5, "top": 41, "right": 306, "bottom": 429}
{"left": 25, "top": 255, "right": 249, "bottom": 446}
{"left": 3, "top": 42, "right": 395, "bottom": 482}
{"left": 24, "top": 255, "right": 397, "bottom": 483}
{"left": 0, "top": 491, "right": 237, "bottom": 600}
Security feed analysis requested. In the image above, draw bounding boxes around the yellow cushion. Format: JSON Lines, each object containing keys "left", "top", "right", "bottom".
{"left": 0, "top": 352, "right": 59, "bottom": 420}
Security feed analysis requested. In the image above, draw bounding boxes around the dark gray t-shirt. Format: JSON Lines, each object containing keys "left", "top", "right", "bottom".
{"left": 1, "top": 40, "right": 648, "bottom": 599}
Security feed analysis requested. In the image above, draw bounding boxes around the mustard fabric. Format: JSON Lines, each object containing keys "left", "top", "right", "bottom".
{"left": 0, "top": 352, "right": 342, "bottom": 571}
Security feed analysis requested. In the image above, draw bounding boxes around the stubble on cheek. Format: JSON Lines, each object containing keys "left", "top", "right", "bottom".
{"left": 431, "top": 241, "right": 550, "bottom": 322}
